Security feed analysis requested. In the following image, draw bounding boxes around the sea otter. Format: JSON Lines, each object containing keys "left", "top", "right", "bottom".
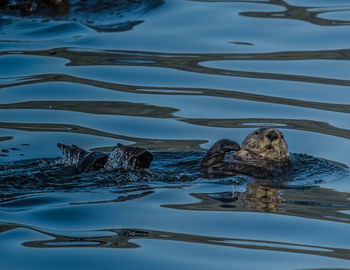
{"left": 200, "top": 128, "right": 290, "bottom": 178}
{"left": 56, "top": 128, "right": 289, "bottom": 178}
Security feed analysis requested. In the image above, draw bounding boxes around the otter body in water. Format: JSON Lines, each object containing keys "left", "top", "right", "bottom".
{"left": 57, "top": 143, "right": 153, "bottom": 172}
{"left": 56, "top": 128, "right": 288, "bottom": 178}
{"left": 200, "top": 128, "right": 290, "bottom": 178}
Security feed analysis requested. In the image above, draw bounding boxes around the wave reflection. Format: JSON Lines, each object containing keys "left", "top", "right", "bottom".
{"left": 0, "top": 222, "right": 348, "bottom": 261}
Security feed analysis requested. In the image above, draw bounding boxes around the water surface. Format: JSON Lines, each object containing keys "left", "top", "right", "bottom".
{"left": 1, "top": 0, "right": 350, "bottom": 269}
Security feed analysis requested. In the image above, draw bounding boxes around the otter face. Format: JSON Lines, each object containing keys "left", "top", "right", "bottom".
{"left": 241, "top": 128, "right": 290, "bottom": 162}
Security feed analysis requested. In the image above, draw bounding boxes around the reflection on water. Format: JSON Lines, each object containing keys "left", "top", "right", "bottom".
{"left": 6, "top": 47, "right": 350, "bottom": 86}
{"left": 239, "top": 0, "right": 350, "bottom": 26}
{"left": 164, "top": 182, "right": 350, "bottom": 224}
{"left": 1, "top": 0, "right": 350, "bottom": 269}
{"left": 0, "top": 100, "right": 178, "bottom": 118}
{"left": 0, "top": 221, "right": 348, "bottom": 261}
{"left": 1, "top": 48, "right": 349, "bottom": 145}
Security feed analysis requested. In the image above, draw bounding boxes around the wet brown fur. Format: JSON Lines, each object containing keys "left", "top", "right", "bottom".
{"left": 232, "top": 127, "right": 290, "bottom": 163}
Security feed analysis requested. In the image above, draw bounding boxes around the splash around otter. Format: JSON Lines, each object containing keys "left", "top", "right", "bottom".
{"left": 200, "top": 128, "right": 291, "bottom": 178}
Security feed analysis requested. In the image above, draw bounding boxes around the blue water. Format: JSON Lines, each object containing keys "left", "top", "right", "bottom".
{"left": 1, "top": 0, "right": 350, "bottom": 269}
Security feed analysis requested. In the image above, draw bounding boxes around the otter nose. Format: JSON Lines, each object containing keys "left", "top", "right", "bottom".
{"left": 266, "top": 130, "right": 278, "bottom": 142}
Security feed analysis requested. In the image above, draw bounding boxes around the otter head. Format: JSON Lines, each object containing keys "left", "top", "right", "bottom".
{"left": 241, "top": 128, "right": 290, "bottom": 162}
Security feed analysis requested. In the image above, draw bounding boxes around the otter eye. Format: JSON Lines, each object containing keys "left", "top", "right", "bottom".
{"left": 281, "top": 135, "right": 284, "bottom": 139}
{"left": 254, "top": 131, "right": 259, "bottom": 135}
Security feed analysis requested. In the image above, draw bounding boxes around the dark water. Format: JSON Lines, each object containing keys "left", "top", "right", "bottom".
{"left": 1, "top": 0, "right": 350, "bottom": 269}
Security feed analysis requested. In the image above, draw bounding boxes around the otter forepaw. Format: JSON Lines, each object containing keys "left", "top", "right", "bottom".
{"left": 200, "top": 139, "right": 240, "bottom": 168}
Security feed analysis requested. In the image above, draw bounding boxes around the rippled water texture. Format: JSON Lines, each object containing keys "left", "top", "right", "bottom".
{"left": 1, "top": 0, "right": 350, "bottom": 269}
